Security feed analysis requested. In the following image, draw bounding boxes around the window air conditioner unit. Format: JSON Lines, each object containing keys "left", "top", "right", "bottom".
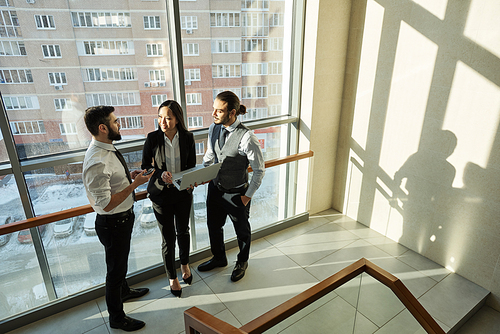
{"left": 54, "top": 85, "right": 64, "bottom": 90}
{"left": 184, "top": 80, "right": 191, "bottom": 86}
{"left": 26, "top": 0, "right": 36, "bottom": 3}
{"left": 159, "top": 81, "right": 166, "bottom": 87}
{"left": 151, "top": 82, "right": 158, "bottom": 87}
{"left": 144, "top": 82, "right": 150, "bottom": 87}
{"left": 186, "top": 29, "right": 193, "bottom": 34}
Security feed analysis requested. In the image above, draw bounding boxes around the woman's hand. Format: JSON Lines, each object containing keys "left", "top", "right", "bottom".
{"left": 161, "top": 171, "right": 173, "bottom": 184}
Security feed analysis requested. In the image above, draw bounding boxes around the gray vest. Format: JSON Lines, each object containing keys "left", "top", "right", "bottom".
{"left": 210, "top": 123, "right": 250, "bottom": 190}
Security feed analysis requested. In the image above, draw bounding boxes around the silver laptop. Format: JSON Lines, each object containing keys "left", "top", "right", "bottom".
{"left": 171, "top": 163, "right": 222, "bottom": 190}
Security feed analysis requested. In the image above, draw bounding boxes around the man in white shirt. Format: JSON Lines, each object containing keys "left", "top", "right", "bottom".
{"left": 83, "top": 106, "right": 152, "bottom": 332}
{"left": 197, "top": 91, "right": 265, "bottom": 282}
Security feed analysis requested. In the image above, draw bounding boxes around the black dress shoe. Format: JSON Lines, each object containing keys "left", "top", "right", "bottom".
{"left": 121, "top": 287, "right": 149, "bottom": 302}
{"left": 198, "top": 257, "right": 228, "bottom": 272}
{"left": 183, "top": 274, "right": 193, "bottom": 285}
{"left": 170, "top": 286, "right": 182, "bottom": 298}
{"left": 231, "top": 261, "right": 248, "bottom": 282}
{"left": 110, "top": 315, "right": 145, "bottom": 331}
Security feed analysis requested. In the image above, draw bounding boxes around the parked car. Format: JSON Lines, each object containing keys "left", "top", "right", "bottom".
{"left": 0, "top": 216, "right": 12, "bottom": 247}
{"left": 83, "top": 212, "right": 97, "bottom": 236}
{"left": 139, "top": 201, "right": 156, "bottom": 228}
{"left": 53, "top": 217, "right": 76, "bottom": 238}
{"left": 18, "top": 225, "right": 46, "bottom": 244}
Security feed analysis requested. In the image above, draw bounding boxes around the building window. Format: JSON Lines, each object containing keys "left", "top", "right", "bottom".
{"left": 59, "top": 123, "right": 77, "bottom": 135}
{"left": 183, "top": 43, "right": 199, "bottom": 56}
{"left": 2, "top": 96, "right": 38, "bottom": 110}
{"left": 210, "top": 12, "right": 240, "bottom": 27}
{"left": 241, "top": 0, "right": 269, "bottom": 10}
{"left": 118, "top": 116, "right": 143, "bottom": 129}
{"left": 269, "top": 104, "right": 281, "bottom": 115}
{"left": 270, "top": 13, "right": 284, "bottom": 27}
{"left": 54, "top": 98, "right": 72, "bottom": 111}
{"left": 144, "top": 16, "right": 160, "bottom": 29}
{"left": 79, "top": 41, "right": 132, "bottom": 55}
{"left": 86, "top": 92, "right": 140, "bottom": 107}
{"left": 149, "top": 69, "right": 165, "bottom": 82}
{"left": 195, "top": 142, "right": 204, "bottom": 155}
{"left": 213, "top": 88, "right": 241, "bottom": 100}
{"left": 242, "top": 63, "right": 267, "bottom": 76}
{"left": 0, "top": 10, "right": 20, "bottom": 37}
{"left": 242, "top": 38, "right": 268, "bottom": 52}
{"left": 151, "top": 94, "right": 167, "bottom": 107}
{"left": 83, "top": 68, "right": 136, "bottom": 81}
{"left": 270, "top": 37, "right": 283, "bottom": 51}
{"left": 35, "top": 15, "right": 55, "bottom": 29}
{"left": 41, "top": 44, "right": 61, "bottom": 58}
{"left": 48, "top": 72, "right": 67, "bottom": 85}
{"left": 185, "top": 68, "right": 201, "bottom": 81}
{"left": 211, "top": 39, "right": 240, "bottom": 53}
{"left": 0, "top": 41, "right": 26, "bottom": 56}
{"left": 269, "top": 83, "right": 282, "bottom": 95}
{"left": 71, "top": 12, "right": 131, "bottom": 28}
{"left": 269, "top": 61, "right": 282, "bottom": 75}
{"left": 241, "top": 13, "right": 268, "bottom": 37}
{"left": 189, "top": 116, "right": 203, "bottom": 128}
{"left": 186, "top": 93, "right": 202, "bottom": 105}
{"left": 146, "top": 43, "right": 163, "bottom": 57}
{"left": 181, "top": 16, "right": 198, "bottom": 29}
{"left": 242, "top": 86, "right": 267, "bottom": 99}
{"left": 10, "top": 120, "right": 45, "bottom": 135}
{"left": 0, "top": 69, "right": 33, "bottom": 84}
{"left": 212, "top": 64, "right": 241, "bottom": 78}
{"left": 0, "top": 0, "right": 13, "bottom": 7}
{"left": 240, "top": 108, "right": 268, "bottom": 121}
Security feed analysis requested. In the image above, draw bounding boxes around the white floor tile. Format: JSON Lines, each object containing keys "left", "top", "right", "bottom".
{"left": 397, "top": 249, "right": 452, "bottom": 282}
{"left": 418, "top": 273, "right": 490, "bottom": 329}
{"left": 202, "top": 247, "right": 319, "bottom": 325}
{"left": 8, "top": 301, "right": 105, "bottom": 334}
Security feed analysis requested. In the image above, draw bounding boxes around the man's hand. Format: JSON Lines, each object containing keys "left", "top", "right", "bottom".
{"left": 130, "top": 169, "right": 142, "bottom": 179}
{"left": 133, "top": 169, "right": 153, "bottom": 187}
{"left": 241, "top": 195, "right": 251, "bottom": 206}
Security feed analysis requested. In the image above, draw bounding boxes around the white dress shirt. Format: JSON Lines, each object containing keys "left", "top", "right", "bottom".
{"left": 82, "top": 139, "right": 134, "bottom": 215}
{"left": 164, "top": 132, "right": 181, "bottom": 173}
{"left": 203, "top": 119, "right": 265, "bottom": 198}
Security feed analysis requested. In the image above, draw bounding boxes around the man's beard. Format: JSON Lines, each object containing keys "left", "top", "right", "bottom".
{"left": 215, "top": 113, "right": 230, "bottom": 125}
{"left": 108, "top": 126, "right": 122, "bottom": 141}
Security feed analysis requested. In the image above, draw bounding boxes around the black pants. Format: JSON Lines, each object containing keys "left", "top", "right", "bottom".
{"left": 206, "top": 181, "right": 251, "bottom": 263}
{"left": 95, "top": 210, "right": 134, "bottom": 322}
{"left": 152, "top": 187, "right": 192, "bottom": 279}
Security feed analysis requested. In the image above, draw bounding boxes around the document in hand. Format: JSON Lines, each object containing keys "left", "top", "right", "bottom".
{"left": 171, "top": 163, "right": 222, "bottom": 190}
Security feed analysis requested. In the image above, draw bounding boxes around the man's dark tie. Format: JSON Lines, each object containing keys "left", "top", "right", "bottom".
{"left": 114, "top": 148, "right": 135, "bottom": 201}
{"left": 219, "top": 127, "right": 228, "bottom": 149}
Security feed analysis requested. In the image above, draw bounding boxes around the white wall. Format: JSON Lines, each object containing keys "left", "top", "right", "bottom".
{"left": 333, "top": 0, "right": 500, "bottom": 311}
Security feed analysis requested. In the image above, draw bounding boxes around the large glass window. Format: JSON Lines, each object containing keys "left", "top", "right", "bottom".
{"left": 0, "top": 0, "right": 300, "bottom": 324}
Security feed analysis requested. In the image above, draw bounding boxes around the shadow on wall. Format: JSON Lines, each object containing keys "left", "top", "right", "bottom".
{"left": 338, "top": 0, "right": 500, "bottom": 310}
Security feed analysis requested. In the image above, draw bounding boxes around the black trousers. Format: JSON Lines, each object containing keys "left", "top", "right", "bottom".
{"left": 206, "top": 181, "right": 251, "bottom": 263}
{"left": 95, "top": 209, "right": 134, "bottom": 322}
{"left": 151, "top": 187, "right": 192, "bottom": 279}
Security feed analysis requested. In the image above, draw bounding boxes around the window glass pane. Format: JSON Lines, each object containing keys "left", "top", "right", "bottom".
{"left": 181, "top": 0, "right": 289, "bottom": 131}
{"left": 1, "top": 1, "right": 172, "bottom": 159}
{"left": 0, "top": 174, "right": 45, "bottom": 320}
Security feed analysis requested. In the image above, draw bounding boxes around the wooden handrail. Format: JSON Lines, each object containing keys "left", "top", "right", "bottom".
{"left": 184, "top": 258, "right": 445, "bottom": 334}
{"left": 0, "top": 151, "right": 313, "bottom": 236}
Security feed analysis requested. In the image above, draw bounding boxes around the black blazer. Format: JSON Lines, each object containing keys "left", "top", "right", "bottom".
{"left": 141, "top": 128, "right": 196, "bottom": 201}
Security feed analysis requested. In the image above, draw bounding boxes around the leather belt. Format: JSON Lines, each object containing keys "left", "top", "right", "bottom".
{"left": 97, "top": 207, "right": 133, "bottom": 220}
{"left": 217, "top": 183, "right": 248, "bottom": 194}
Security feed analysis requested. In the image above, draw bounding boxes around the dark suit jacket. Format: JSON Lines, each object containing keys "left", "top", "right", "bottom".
{"left": 141, "top": 128, "right": 196, "bottom": 202}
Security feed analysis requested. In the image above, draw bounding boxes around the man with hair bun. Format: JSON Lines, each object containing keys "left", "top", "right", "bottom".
{"left": 197, "top": 91, "right": 265, "bottom": 282}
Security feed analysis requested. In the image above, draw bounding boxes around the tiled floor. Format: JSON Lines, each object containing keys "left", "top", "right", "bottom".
{"left": 7, "top": 209, "right": 499, "bottom": 334}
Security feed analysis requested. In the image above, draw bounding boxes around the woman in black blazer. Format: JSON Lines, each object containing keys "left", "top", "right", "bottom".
{"left": 141, "top": 100, "right": 196, "bottom": 297}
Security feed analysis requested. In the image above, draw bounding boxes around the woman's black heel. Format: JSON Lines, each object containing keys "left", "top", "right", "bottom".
{"left": 170, "top": 286, "right": 182, "bottom": 298}
{"left": 183, "top": 274, "right": 193, "bottom": 285}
